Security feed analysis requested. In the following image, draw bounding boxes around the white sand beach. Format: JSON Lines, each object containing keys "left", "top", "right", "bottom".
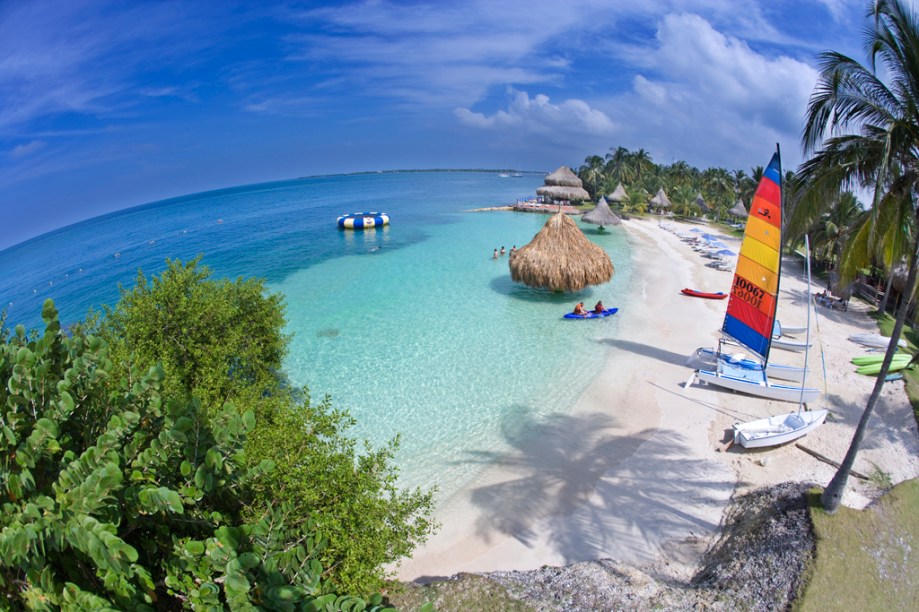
{"left": 397, "top": 217, "right": 919, "bottom": 582}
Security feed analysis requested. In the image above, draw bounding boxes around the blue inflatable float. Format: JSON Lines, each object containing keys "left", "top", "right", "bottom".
{"left": 337, "top": 211, "right": 390, "bottom": 229}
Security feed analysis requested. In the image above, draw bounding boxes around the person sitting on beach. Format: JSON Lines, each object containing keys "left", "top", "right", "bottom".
{"left": 573, "top": 302, "right": 587, "bottom": 316}
{"left": 500, "top": 246, "right": 506, "bottom": 255}
{"left": 593, "top": 300, "right": 605, "bottom": 314}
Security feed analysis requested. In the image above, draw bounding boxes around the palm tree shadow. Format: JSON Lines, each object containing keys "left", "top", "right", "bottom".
{"left": 598, "top": 337, "right": 689, "bottom": 367}
{"left": 463, "top": 408, "right": 732, "bottom": 564}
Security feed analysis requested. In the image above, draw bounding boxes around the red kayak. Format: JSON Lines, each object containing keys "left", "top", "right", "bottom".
{"left": 681, "top": 288, "right": 728, "bottom": 299}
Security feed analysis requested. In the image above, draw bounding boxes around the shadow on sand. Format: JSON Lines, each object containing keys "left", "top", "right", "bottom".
{"left": 461, "top": 408, "right": 732, "bottom": 564}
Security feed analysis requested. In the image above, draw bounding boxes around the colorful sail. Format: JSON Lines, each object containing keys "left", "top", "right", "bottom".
{"left": 723, "top": 149, "right": 782, "bottom": 362}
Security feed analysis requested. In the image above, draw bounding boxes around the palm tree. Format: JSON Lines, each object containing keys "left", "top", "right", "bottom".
{"left": 605, "top": 146, "right": 633, "bottom": 185}
{"left": 806, "top": 192, "right": 866, "bottom": 271}
{"left": 630, "top": 148, "right": 655, "bottom": 187}
{"left": 797, "top": 0, "right": 919, "bottom": 513}
{"left": 668, "top": 160, "right": 694, "bottom": 187}
{"left": 578, "top": 155, "right": 606, "bottom": 197}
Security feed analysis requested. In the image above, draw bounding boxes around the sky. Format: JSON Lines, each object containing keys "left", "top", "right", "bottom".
{"left": 0, "top": 0, "right": 895, "bottom": 251}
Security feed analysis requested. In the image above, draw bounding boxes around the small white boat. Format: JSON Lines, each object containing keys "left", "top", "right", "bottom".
{"left": 774, "top": 321, "right": 806, "bottom": 336}
{"left": 688, "top": 347, "right": 806, "bottom": 383}
{"left": 733, "top": 409, "right": 829, "bottom": 448}
{"left": 848, "top": 333, "right": 907, "bottom": 349}
{"left": 771, "top": 337, "right": 812, "bottom": 352}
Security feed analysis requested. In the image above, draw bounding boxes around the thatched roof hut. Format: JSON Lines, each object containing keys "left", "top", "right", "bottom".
{"left": 695, "top": 192, "right": 709, "bottom": 212}
{"left": 581, "top": 197, "right": 622, "bottom": 230}
{"left": 608, "top": 183, "right": 628, "bottom": 203}
{"left": 536, "top": 166, "right": 590, "bottom": 203}
{"left": 729, "top": 199, "right": 748, "bottom": 218}
{"left": 510, "top": 211, "right": 614, "bottom": 292}
{"left": 649, "top": 188, "right": 672, "bottom": 209}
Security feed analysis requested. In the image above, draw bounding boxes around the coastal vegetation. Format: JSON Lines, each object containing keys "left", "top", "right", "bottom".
{"left": 792, "top": 0, "right": 919, "bottom": 513}
{"left": 0, "top": 259, "right": 435, "bottom": 607}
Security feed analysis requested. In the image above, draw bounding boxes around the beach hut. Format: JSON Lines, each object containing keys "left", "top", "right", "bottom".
{"left": 649, "top": 188, "right": 672, "bottom": 213}
{"left": 729, "top": 198, "right": 748, "bottom": 218}
{"left": 536, "top": 166, "right": 590, "bottom": 204}
{"left": 608, "top": 183, "right": 628, "bottom": 204}
{"left": 509, "top": 211, "right": 614, "bottom": 292}
{"left": 695, "top": 192, "right": 710, "bottom": 213}
{"left": 581, "top": 197, "right": 622, "bottom": 231}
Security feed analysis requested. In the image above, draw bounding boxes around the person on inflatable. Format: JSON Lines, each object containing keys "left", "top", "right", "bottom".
{"left": 573, "top": 302, "right": 587, "bottom": 316}
{"left": 593, "top": 300, "right": 605, "bottom": 314}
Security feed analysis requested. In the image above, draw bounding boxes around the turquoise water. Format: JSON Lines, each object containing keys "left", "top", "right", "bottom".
{"left": 0, "top": 172, "right": 631, "bottom": 500}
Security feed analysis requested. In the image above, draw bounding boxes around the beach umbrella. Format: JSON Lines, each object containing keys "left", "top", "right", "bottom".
{"left": 581, "top": 197, "right": 621, "bottom": 231}
{"left": 649, "top": 188, "right": 672, "bottom": 211}
{"left": 536, "top": 166, "right": 590, "bottom": 203}
{"left": 608, "top": 183, "right": 628, "bottom": 203}
{"left": 716, "top": 248, "right": 737, "bottom": 256}
{"left": 729, "top": 199, "right": 748, "bottom": 218}
{"left": 510, "top": 211, "right": 614, "bottom": 292}
{"left": 690, "top": 228, "right": 703, "bottom": 233}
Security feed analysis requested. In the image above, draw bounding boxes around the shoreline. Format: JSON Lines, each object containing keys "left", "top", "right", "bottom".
{"left": 397, "top": 216, "right": 919, "bottom": 582}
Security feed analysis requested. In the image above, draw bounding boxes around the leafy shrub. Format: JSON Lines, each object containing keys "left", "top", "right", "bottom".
{"left": 0, "top": 300, "right": 392, "bottom": 609}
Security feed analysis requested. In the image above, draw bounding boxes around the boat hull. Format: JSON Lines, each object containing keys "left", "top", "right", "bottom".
{"left": 681, "top": 288, "right": 728, "bottom": 299}
{"left": 770, "top": 338, "right": 811, "bottom": 352}
{"left": 849, "top": 333, "right": 908, "bottom": 349}
{"left": 694, "top": 367, "right": 820, "bottom": 403}
{"left": 687, "top": 348, "right": 806, "bottom": 383}
{"left": 734, "top": 409, "right": 828, "bottom": 448}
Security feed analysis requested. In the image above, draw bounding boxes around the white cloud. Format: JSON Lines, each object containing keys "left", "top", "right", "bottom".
{"left": 603, "top": 13, "right": 819, "bottom": 170}
{"left": 455, "top": 88, "right": 616, "bottom": 141}
{"left": 9, "top": 140, "right": 46, "bottom": 159}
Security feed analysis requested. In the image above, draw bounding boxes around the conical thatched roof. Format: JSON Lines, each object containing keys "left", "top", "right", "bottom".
{"left": 581, "top": 197, "right": 622, "bottom": 228}
{"left": 649, "top": 188, "right": 671, "bottom": 208}
{"left": 544, "top": 166, "right": 583, "bottom": 187}
{"left": 729, "top": 199, "right": 748, "bottom": 217}
{"left": 536, "top": 184, "right": 590, "bottom": 202}
{"left": 608, "top": 183, "right": 628, "bottom": 202}
{"left": 695, "top": 192, "right": 709, "bottom": 211}
{"left": 510, "top": 211, "right": 614, "bottom": 292}
{"left": 536, "top": 166, "right": 591, "bottom": 202}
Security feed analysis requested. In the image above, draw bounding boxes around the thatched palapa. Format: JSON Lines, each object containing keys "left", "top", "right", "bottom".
{"left": 581, "top": 197, "right": 621, "bottom": 230}
{"left": 729, "top": 199, "right": 748, "bottom": 218}
{"left": 608, "top": 183, "right": 628, "bottom": 203}
{"left": 695, "top": 192, "right": 709, "bottom": 212}
{"left": 536, "top": 166, "right": 590, "bottom": 203}
{"left": 510, "top": 211, "right": 614, "bottom": 292}
{"left": 649, "top": 188, "right": 671, "bottom": 209}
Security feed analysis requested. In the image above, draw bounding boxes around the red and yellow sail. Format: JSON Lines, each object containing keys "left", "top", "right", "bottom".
{"left": 723, "top": 150, "right": 782, "bottom": 362}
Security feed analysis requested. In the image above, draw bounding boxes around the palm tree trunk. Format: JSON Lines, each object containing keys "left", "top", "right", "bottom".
{"left": 821, "top": 213, "right": 919, "bottom": 512}
{"left": 877, "top": 271, "right": 895, "bottom": 315}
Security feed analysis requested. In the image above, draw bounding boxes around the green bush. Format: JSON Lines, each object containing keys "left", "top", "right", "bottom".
{"left": 1, "top": 300, "right": 399, "bottom": 609}
{"left": 87, "top": 258, "right": 436, "bottom": 595}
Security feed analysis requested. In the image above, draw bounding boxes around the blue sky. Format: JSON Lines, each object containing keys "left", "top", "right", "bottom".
{"left": 0, "top": 0, "right": 887, "bottom": 251}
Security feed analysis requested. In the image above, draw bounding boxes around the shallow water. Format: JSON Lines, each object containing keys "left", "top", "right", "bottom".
{"left": 0, "top": 171, "right": 631, "bottom": 499}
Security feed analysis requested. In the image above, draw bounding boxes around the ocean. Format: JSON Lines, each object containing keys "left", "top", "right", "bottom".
{"left": 0, "top": 171, "right": 632, "bottom": 500}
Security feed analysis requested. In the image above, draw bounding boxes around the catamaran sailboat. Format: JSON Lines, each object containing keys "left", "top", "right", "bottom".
{"left": 686, "top": 147, "right": 821, "bottom": 404}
